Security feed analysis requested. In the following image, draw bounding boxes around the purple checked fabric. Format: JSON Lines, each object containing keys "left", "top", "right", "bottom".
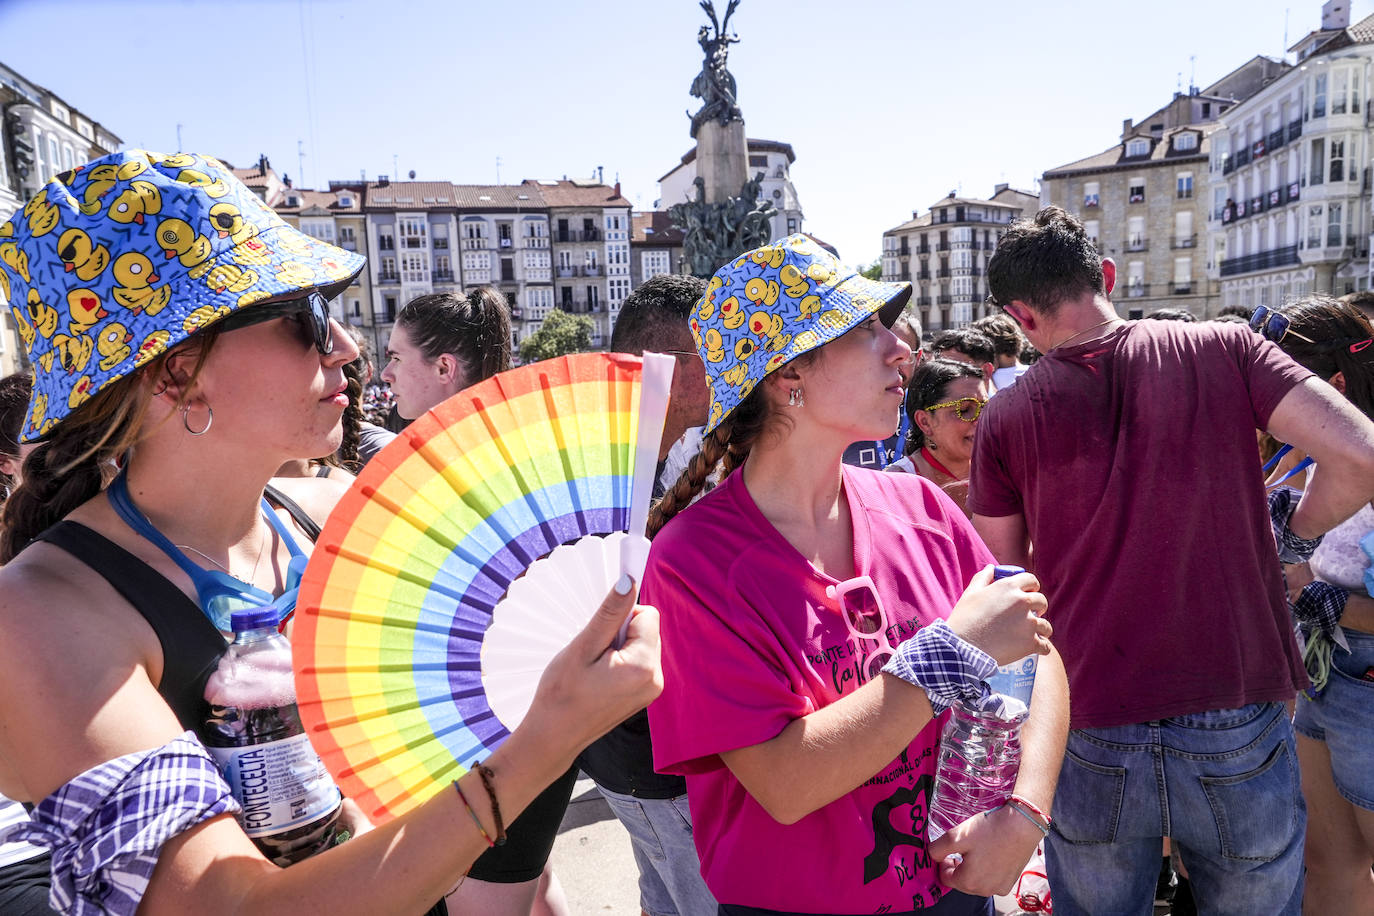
{"left": 0, "top": 731, "right": 238, "bottom": 916}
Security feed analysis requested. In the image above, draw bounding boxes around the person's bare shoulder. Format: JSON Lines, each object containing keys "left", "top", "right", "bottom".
{"left": 267, "top": 473, "right": 353, "bottom": 533}
{"left": 0, "top": 543, "right": 178, "bottom": 799}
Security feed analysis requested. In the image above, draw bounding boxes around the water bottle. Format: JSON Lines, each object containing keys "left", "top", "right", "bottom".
{"left": 202, "top": 607, "right": 342, "bottom": 866}
{"left": 928, "top": 565, "right": 1037, "bottom": 842}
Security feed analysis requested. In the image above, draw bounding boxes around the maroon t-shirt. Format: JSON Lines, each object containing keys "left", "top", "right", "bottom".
{"left": 969, "top": 319, "right": 1313, "bottom": 729}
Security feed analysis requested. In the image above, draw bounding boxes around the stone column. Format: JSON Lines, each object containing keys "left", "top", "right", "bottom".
{"left": 696, "top": 119, "right": 748, "bottom": 205}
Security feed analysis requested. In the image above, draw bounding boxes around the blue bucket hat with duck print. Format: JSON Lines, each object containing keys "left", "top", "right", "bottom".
{"left": 0, "top": 149, "right": 365, "bottom": 442}
{"left": 691, "top": 234, "right": 911, "bottom": 432}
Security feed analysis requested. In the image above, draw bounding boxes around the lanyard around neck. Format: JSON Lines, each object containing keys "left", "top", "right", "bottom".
{"left": 921, "top": 447, "right": 964, "bottom": 482}
{"left": 107, "top": 471, "right": 304, "bottom": 595}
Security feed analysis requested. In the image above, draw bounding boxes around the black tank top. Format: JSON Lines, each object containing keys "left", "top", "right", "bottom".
{"left": 31, "top": 484, "right": 322, "bottom": 730}
{"left": 36, "top": 521, "right": 226, "bottom": 730}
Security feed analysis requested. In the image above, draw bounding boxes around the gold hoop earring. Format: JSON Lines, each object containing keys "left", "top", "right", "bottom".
{"left": 182, "top": 403, "right": 213, "bottom": 436}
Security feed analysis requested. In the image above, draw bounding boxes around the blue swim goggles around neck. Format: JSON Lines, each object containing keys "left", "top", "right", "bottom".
{"left": 107, "top": 470, "right": 307, "bottom": 632}
{"left": 1262, "top": 443, "right": 1315, "bottom": 490}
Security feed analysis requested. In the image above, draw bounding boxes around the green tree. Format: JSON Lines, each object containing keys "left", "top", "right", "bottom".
{"left": 518, "top": 309, "right": 595, "bottom": 363}
{"left": 859, "top": 259, "right": 883, "bottom": 281}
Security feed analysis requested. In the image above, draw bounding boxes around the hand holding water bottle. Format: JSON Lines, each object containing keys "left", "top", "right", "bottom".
{"left": 945, "top": 565, "right": 1051, "bottom": 665}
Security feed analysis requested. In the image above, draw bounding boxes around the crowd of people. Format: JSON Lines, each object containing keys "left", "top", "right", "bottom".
{"left": 0, "top": 150, "right": 1372, "bottom": 916}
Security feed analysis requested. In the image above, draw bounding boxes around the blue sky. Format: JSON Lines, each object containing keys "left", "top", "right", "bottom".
{"left": 1, "top": 0, "right": 1365, "bottom": 267}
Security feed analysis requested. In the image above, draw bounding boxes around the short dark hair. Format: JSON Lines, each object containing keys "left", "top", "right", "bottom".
{"left": 930, "top": 328, "right": 995, "bottom": 365}
{"left": 986, "top": 206, "right": 1105, "bottom": 317}
{"left": 610, "top": 274, "right": 707, "bottom": 355}
{"left": 0, "top": 372, "right": 30, "bottom": 459}
{"left": 1217, "top": 304, "right": 1254, "bottom": 321}
{"left": 970, "top": 313, "right": 1023, "bottom": 358}
{"left": 904, "top": 357, "right": 985, "bottom": 453}
{"left": 1144, "top": 307, "right": 1196, "bottom": 322}
{"left": 396, "top": 287, "right": 511, "bottom": 383}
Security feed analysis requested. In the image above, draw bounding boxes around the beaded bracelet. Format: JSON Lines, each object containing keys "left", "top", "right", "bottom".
{"left": 452, "top": 779, "right": 494, "bottom": 847}
{"left": 476, "top": 762, "right": 508, "bottom": 846}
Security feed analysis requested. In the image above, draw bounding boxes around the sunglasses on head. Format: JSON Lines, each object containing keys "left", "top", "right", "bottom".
{"left": 925, "top": 396, "right": 986, "bottom": 423}
{"left": 214, "top": 290, "right": 334, "bottom": 355}
{"left": 1250, "top": 305, "right": 1374, "bottom": 354}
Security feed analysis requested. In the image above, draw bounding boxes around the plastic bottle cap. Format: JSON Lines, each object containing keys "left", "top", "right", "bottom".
{"left": 230, "top": 607, "right": 280, "bottom": 633}
{"left": 992, "top": 565, "right": 1025, "bottom": 580}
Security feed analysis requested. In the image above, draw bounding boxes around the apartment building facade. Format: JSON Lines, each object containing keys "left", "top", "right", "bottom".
{"left": 880, "top": 185, "right": 1038, "bottom": 332}
{"left": 451, "top": 184, "right": 553, "bottom": 347}
{"left": 526, "top": 179, "right": 633, "bottom": 348}
{"left": 630, "top": 211, "right": 685, "bottom": 287}
{"left": 1209, "top": 12, "right": 1374, "bottom": 310}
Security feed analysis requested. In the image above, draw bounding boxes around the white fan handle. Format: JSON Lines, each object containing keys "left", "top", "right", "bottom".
{"left": 616, "top": 352, "right": 673, "bottom": 647}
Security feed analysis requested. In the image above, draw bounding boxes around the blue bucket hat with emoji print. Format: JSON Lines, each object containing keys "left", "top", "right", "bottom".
{"left": 691, "top": 234, "right": 911, "bottom": 432}
{"left": 0, "top": 149, "right": 365, "bottom": 442}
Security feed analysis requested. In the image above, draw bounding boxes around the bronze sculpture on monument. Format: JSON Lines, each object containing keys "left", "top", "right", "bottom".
{"left": 670, "top": 0, "right": 777, "bottom": 278}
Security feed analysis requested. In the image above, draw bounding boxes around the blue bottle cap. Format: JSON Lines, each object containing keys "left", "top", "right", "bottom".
{"left": 230, "top": 607, "right": 280, "bottom": 633}
{"left": 992, "top": 565, "right": 1025, "bottom": 580}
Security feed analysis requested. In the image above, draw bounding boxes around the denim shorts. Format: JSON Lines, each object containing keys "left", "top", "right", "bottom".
{"left": 1293, "top": 628, "right": 1374, "bottom": 810}
{"left": 1045, "top": 702, "right": 1304, "bottom": 916}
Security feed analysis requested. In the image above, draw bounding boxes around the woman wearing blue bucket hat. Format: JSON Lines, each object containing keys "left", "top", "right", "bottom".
{"left": 0, "top": 150, "right": 661, "bottom": 916}
{"left": 642, "top": 236, "right": 1069, "bottom": 915}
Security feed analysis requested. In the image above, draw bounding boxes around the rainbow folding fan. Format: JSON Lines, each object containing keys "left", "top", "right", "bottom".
{"left": 293, "top": 352, "right": 673, "bottom": 822}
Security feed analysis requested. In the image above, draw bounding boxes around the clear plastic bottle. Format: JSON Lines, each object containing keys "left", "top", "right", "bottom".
{"left": 927, "top": 565, "right": 1036, "bottom": 842}
{"left": 202, "top": 607, "right": 342, "bottom": 866}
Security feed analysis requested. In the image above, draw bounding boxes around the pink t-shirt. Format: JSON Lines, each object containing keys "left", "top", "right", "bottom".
{"left": 644, "top": 465, "right": 995, "bottom": 913}
{"left": 969, "top": 319, "right": 1312, "bottom": 729}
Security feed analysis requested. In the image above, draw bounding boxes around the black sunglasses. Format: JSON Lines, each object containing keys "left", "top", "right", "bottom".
{"left": 214, "top": 290, "right": 334, "bottom": 355}
{"left": 1250, "top": 305, "right": 1373, "bottom": 354}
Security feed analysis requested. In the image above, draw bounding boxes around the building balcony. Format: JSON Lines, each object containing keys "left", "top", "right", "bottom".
{"left": 1170, "top": 235, "right": 1197, "bottom": 249}
{"left": 1125, "top": 238, "right": 1148, "bottom": 252}
{"left": 1219, "top": 244, "right": 1300, "bottom": 277}
{"left": 555, "top": 229, "right": 602, "bottom": 243}
{"left": 897, "top": 247, "right": 911, "bottom": 258}
{"left": 432, "top": 238, "right": 449, "bottom": 250}
{"left": 935, "top": 242, "right": 950, "bottom": 252}
{"left": 583, "top": 264, "right": 601, "bottom": 277}
{"left": 917, "top": 245, "right": 930, "bottom": 254}
{"left": 462, "top": 238, "right": 490, "bottom": 250}
{"left": 433, "top": 272, "right": 455, "bottom": 283}
{"left": 524, "top": 237, "right": 550, "bottom": 249}
{"left": 898, "top": 271, "right": 911, "bottom": 282}
{"left": 498, "top": 238, "right": 515, "bottom": 249}
{"left": 402, "top": 237, "right": 425, "bottom": 248}
{"left": 377, "top": 238, "right": 395, "bottom": 250}
{"left": 377, "top": 272, "right": 400, "bottom": 284}
{"left": 917, "top": 296, "right": 933, "bottom": 306}
{"left": 556, "top": 266, "right": 576, "bottom": 278}
{"left": 557, "top": 299, "right": 602, "bottom": 314}
{"left": 1288, "top": 119, "right": 1303, "bottom": 143}
{"left": 1233, "top": 146, "right": 1252, "bottom": 169}
{"left": 340, "top": 239, "right": 357, "bottom": 251}
{"left": 937, "top": 269, "right": 951, "bottom": 278}
{"left": 918, "top": 271, "right": 931, "bottom": 280}
{"left": 1125, "top": 283, "right": 1150, "bottom": 298}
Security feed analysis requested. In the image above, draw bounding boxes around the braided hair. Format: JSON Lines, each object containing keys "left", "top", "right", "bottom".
{"left": 0, "top": 340, "right": 216, "bottom": 563}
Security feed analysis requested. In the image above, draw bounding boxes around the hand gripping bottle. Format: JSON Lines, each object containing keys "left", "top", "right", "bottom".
{"left": 928, "top": 565, "right": 1038, "bottom": 842}
{"left": 203, "top": 607, "right": 342, "bottom": 866}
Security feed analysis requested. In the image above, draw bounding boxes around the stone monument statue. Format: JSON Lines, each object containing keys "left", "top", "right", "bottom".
{"left": 671, "top": 0, "right": 777, "bottom": 278}
{"left": 687, "top": 0, "right": 742, "bottom": 139}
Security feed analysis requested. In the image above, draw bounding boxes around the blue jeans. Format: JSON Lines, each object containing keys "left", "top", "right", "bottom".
{"left": 1045, "top": 702, "right": 1304, "bottom": 916}
{"left": 598, "top": 787, "right": 717, "bottom": 916}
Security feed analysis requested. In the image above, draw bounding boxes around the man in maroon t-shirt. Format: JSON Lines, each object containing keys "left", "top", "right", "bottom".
{"left": 969, "top": 207, "right": 1374, "bottom": 915}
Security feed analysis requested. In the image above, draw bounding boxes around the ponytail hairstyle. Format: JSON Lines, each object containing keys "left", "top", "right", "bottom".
{"left": 0, "top": 337, "right": 217, "bottom": 563}
{"left": 396, "top": 287, "right": 512, "bottom": 385}
{"left": 1274, "top": 296, "right": 1374, "bottom": 420}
